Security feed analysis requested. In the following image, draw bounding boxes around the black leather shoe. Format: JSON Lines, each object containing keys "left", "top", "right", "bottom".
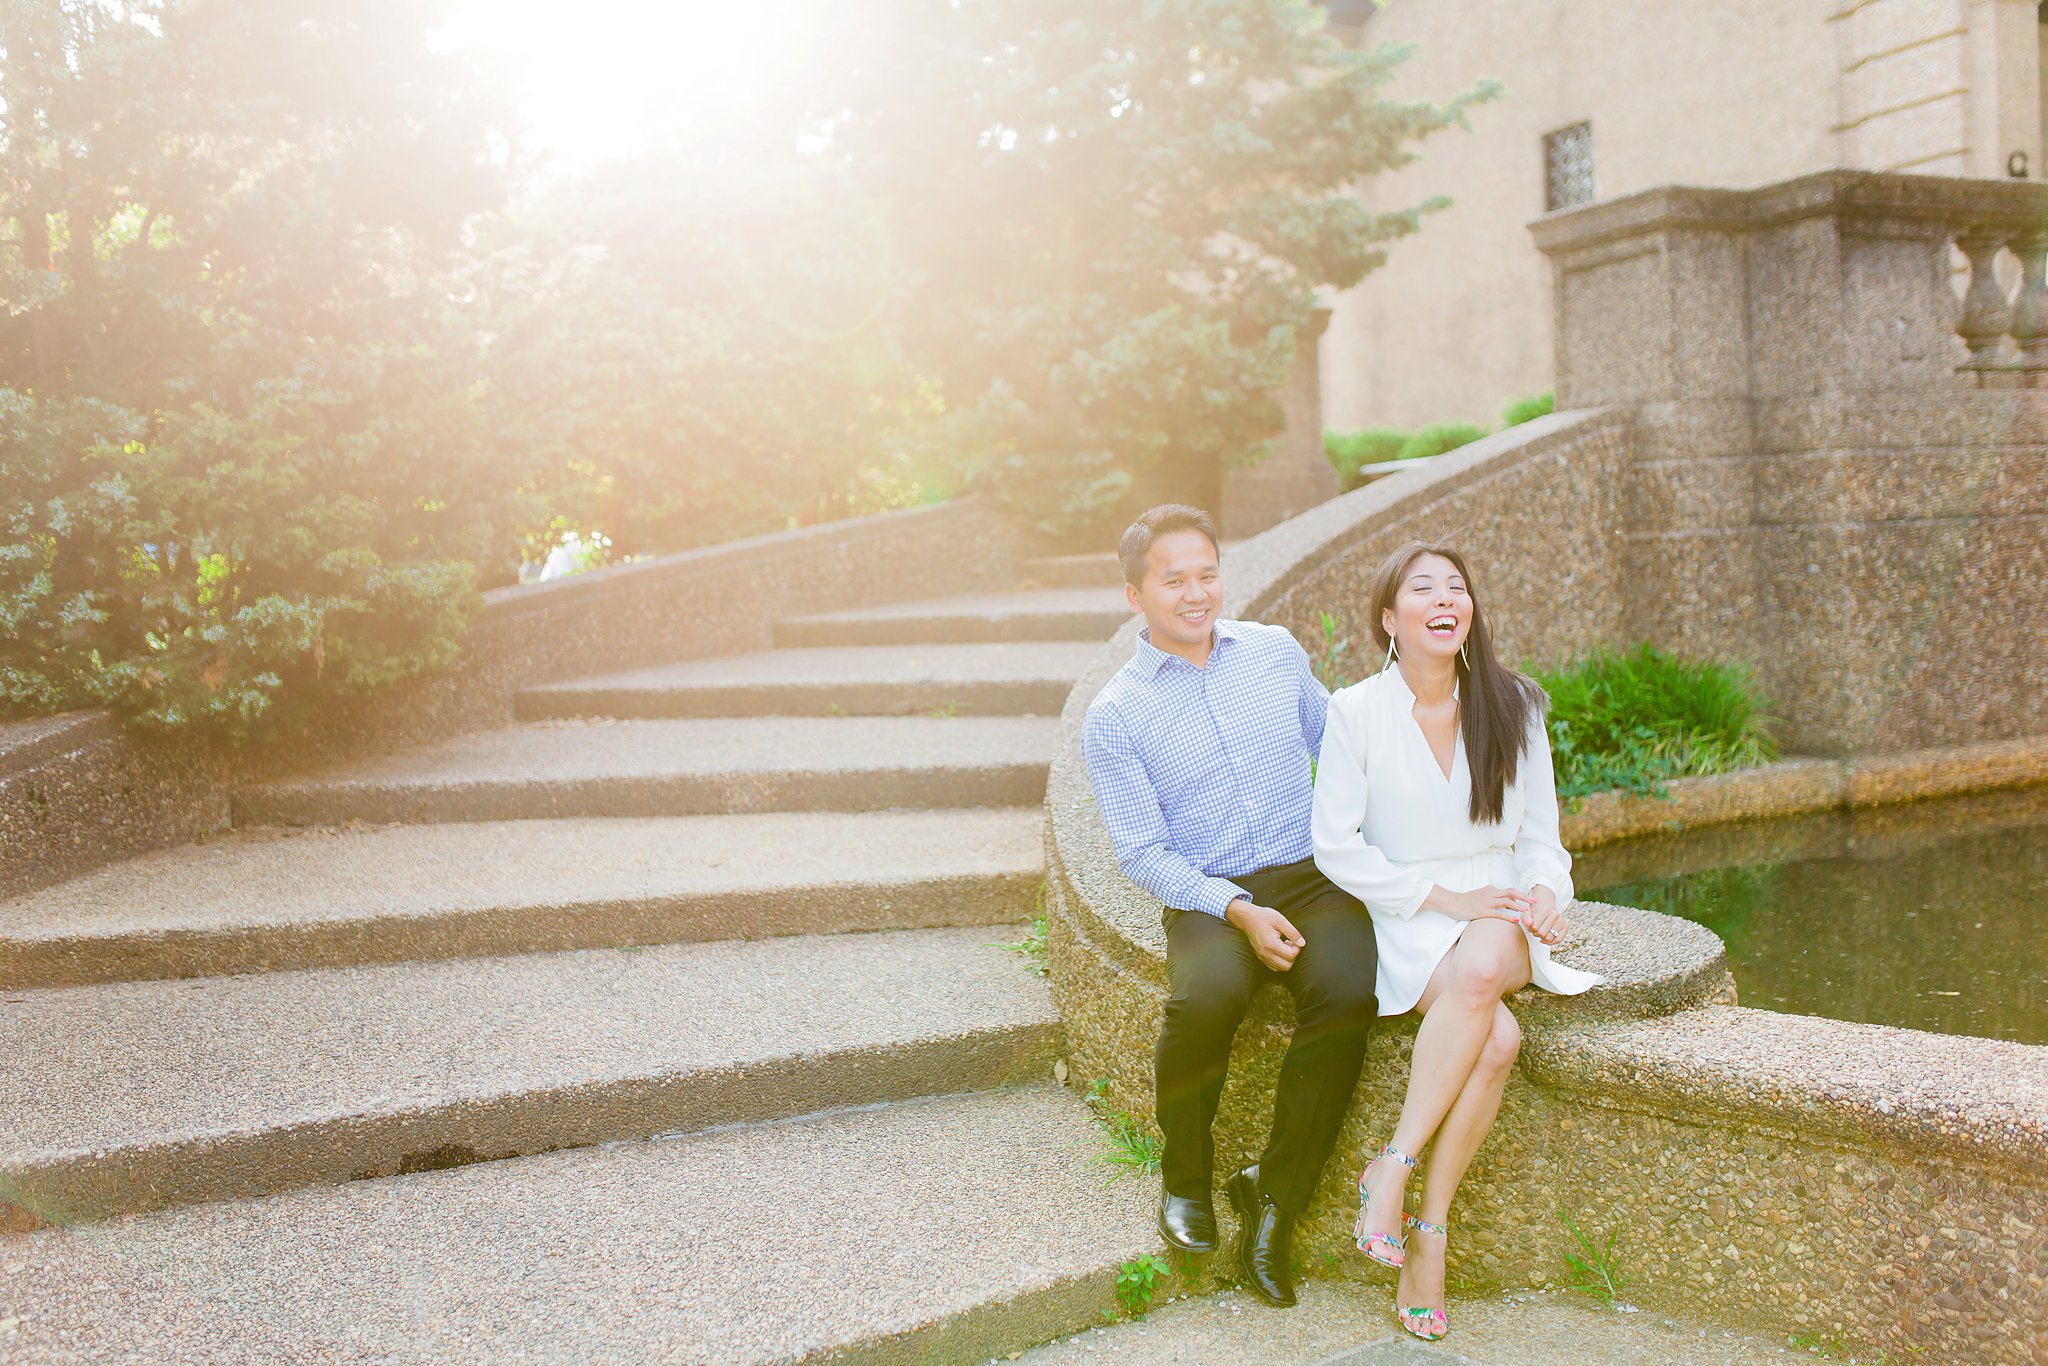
{"left": 1225, "top": 1164, "right": 1298, "bottom": 1308}
{"left": 1158, "top": 1189, "right": 1218, "bottom": 1253}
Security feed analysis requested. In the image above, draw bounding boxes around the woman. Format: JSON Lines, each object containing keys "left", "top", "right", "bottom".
{"left": 1310, "top": 542, "right": 1601, "bottom": 1342}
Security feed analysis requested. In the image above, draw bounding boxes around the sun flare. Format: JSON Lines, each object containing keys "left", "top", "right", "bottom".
{"left": 434, "top": 0, "right": 811, "bottom": 164}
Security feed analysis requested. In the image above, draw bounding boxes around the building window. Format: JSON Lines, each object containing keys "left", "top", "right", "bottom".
{"left": 1544, "top": 122, "right": 1595, "bottom": 212}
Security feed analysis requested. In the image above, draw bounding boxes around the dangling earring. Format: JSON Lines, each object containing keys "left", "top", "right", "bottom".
{"left": 1458, "top": 642, "right": 1469, "bottom": 670}
{"left": 1383, "top": 634, "right": 1398, "bottom": 672}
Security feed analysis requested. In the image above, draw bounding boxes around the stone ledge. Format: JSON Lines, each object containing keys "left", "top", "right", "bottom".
{"left": 1522, "top": 1005, "right": 2048, "bottom": 1182}
{"left": 1563, "top": 734, "right": 2048, "bottom": 851}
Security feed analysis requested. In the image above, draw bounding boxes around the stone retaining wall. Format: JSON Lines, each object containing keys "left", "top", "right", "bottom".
{"left": 0, "top": 497, "right": 1028, "bottom": 898}
{"left": 1045, "top": 411, "right": 2048, "bottom": 1362}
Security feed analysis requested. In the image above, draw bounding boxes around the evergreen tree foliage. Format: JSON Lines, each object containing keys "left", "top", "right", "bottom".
{"left": 804, "top": 0, "right": 1495, "bottom": 534}
{"left": 0, "top": 0, "right": 518, "bottom": 733}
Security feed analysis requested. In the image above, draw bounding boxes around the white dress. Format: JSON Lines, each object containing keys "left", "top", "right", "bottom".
{"left": 1310, "top": 666, "right": 1604, "bottom": 1016}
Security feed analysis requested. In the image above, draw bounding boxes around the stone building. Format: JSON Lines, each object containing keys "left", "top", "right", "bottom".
{"left": 1321, "top": 0, "right": 2048, "bottom": 431}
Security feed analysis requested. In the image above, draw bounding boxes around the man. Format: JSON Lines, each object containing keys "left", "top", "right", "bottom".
{"left": 1081, "top": 503, "right": 1380, "bottom": 1309}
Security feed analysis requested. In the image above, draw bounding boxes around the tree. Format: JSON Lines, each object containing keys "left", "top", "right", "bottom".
{"left": 0, "top": 0, "right": 522, "bottom": 734}
{"left": 472, "top": 147, "right": 945, "bottom": 562}
{"left": 800, "top": 0, "right": 1495, "bottom": 536}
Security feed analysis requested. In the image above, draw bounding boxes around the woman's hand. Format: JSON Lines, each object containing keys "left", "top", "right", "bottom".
{"left": 1422, "top": 884, "right": 1534, "bottom": 925}
{"left": 1522, "top": 885, "right": 1567, "bottom": 945}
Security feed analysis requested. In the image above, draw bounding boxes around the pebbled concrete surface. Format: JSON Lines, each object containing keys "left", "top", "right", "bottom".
{"left": 0, "top": 1085, "right": 1156, "bottom": 1366}
{"left": 233, "top": 716, "right": 1059, "bottom": 825}
{"left": 1010, "top": 1280, "right": 1802, "bottom": 1365}
{"left": 516, "top": 642, "right": 1098, "bottom": 720}
{"left": 1022, "top": 552, "right": 1126, "bottom": 589}
{"left": 0, "top": 808, "right": 1043, "bottom": 987}
{"left": 1521, "top": 1004, "right": 2048, "bottom": 1178}
{"left": 776, "top": 588, "right": 1130, "bottom": 647}
{"left": 0, "top": 927, "right": 1057, "bottom": 1223}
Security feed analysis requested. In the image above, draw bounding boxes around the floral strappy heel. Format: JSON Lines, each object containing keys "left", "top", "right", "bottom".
{"left": 1353, "top": 1142, "right": 1417, "bottom": 1268}
{"left": 1395, "top": 1212, "right": 1450, "bottom": 1341}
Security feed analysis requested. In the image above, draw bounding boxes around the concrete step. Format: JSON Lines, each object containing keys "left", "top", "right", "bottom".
{"left": 0, "top": 808, "right": 1043, "bottom": 989}
{"left": 515, "top": 642, "right": 1097, "bottom": 720}
{"left": 775, "top": 588, "right": 1131, "bottom": 647}
{"left": 1024, "top": 550, "right": 1124, "bottom": 588}
{"left": 0, "top": 1086, "right": 1155, "bottom": 1365}
{"left": 0, "top": 926, "right": 1057, "bottom": 1225}
{"left": 233, "top": 716, "right": 1058, "bottom": 826}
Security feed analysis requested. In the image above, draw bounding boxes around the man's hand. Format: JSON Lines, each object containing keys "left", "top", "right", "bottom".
{"left": 1523, "top": 885, "right": 1567, "bottom": 945}
{"left": 1225, "top": 897, "right": 1305, "bottom": 972}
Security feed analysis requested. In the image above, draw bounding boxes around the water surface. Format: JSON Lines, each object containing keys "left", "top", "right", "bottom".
{"left": 1578, "top": 784, "right": 2048, "bottom": 1044}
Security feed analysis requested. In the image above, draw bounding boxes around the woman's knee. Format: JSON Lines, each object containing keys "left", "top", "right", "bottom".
{"left": 1477, "top": 1006, "right": 1522, "bottom": 1077}
{"left": 1449, "top": 929, "right": 1529, "bottom": 1006}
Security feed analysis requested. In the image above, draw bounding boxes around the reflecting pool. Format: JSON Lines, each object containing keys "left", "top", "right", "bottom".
{"left": 1577, "top": 783, "right": 2048, "bottom": 1044}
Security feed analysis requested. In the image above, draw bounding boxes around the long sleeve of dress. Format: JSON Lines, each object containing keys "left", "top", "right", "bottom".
{"left": 1082, "top": 705, "right": 1250, "bottom": 917}
{"left": 1311, "top": 696, "right": 1434, "bottom": 920}
{"left": 1510, "top": 710, "right": 1575, "bottom": 904}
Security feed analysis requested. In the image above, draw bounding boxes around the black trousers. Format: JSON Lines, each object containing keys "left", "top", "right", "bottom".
{"left": 1156, "top": 858, "right": 1378, "bottom": 1214}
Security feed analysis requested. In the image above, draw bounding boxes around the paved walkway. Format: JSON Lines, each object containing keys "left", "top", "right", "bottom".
{"left": 1010, "top": 1281, "right": 1813, "bottom": 1366}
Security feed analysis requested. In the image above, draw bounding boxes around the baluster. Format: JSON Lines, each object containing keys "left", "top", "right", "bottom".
{"left": 1954, "top": 228, "right": 2013, "bottom": 380}
{"left": 2010, "top": 232, "right": 2048, "bottom": 384}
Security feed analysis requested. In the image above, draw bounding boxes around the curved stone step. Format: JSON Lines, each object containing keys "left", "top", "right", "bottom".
{"left": 0, "top": 926, "right": 1056, "bottom": 1225}
{"left": 775, "top": 588, "right": 1131, "bottom": 648}
{"left": 0, "top": 1086, "right": 1154, "bottom": 1365}
{"left": 516, "top": 642, "right": 1097, "bottom": 720}
{"left": 1024, "top": 551, "right": 1125, "bottom": 588}
{"left": 233, "top": 716, "right": 1057, "bottom": 826}
{"left": 0, "top": 808, "right": 1044, "bottom": 989}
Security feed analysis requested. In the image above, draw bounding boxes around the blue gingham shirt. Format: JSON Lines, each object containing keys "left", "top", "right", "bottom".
{"left": 1082, "top": 619, "right": 1329, "bottom": 917}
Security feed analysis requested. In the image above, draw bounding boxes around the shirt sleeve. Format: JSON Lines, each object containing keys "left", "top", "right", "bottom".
{"left": 1311, "top": 691, "right": 1433, "bottom": 920}
{"left": 1294, "top": 636, "right": 1330, "bottom": 753}
{"left": 1511, "top": 707, "right": 1575, "bottom": 903}
{"left": 1081, "top": 703, "right": 1251, "bottom": 918}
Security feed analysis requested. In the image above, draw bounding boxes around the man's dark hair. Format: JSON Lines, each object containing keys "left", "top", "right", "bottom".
{"left": 1118, "top": 504, "right": 1220, "bottom": 587}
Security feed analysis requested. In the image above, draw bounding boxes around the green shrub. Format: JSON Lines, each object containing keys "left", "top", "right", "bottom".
{"left": 1397, "top": 421, "right": 1488, "bottom": 461}
{"left": 1324, "top": 428, "right": 1412, "bottom": 489}
{"left": 1535, "top": 645, "right": 1778, "bottom": 802}
{"left": 1501, "top": 390, "right": 1555, "bottom": 426}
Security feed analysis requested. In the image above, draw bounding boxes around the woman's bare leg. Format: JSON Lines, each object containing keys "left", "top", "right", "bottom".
{"left": 1398, "top": 1001, "right": 1523, "bottom": 1317}
{"left": 1356, "top": 920, "right": 1531, "bottom": 1251}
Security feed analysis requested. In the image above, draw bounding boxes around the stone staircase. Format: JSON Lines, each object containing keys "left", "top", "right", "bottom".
{"left": 0, "top": 563, "right": 1162, "bottom": 1364}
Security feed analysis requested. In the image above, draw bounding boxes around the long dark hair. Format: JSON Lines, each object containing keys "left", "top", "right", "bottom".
{"left": 1365, "top": 542, "right": 1543, "bottom": 825}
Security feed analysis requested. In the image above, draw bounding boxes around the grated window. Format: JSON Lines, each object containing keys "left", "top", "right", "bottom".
{"left": 1544, "top": 121, "right": 1596, "bottom": 212}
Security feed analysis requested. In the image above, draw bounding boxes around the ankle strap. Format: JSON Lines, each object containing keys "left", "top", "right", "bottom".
{"left": 1403, "top": 1213, "right": 1448, "bottom": 1237}
{"left": 1376, "top": 1143, "right": 1418, "bottom": 1169}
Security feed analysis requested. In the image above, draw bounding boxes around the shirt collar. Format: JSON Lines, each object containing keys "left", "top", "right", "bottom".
{"left": 1135, "top": 618, "right": 1244, "bottom": 675}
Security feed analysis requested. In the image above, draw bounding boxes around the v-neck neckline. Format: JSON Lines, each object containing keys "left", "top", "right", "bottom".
{"left": 1410, "top": 702, "right": 1460, "bottom": 783}
{"left": 1381, "top": 666, "right": 1462, "bottom": 783}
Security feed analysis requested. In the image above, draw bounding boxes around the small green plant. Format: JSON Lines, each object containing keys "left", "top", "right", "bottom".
{"left": 925, "top": 698, "right": 967, "bottom": 719}
{"left": 1558, "top": 1212, "right": 1629, "bottom": 1305}
{"left": 1115, "top": 1252, "right": 1172, "bottom": 1316}
{"left": 1536, "top": 644, "right": 1778, "bottom": 804}
{"left": 1397, "top": 420, "right": 1487, "bottom": 461}
{"left": 1315, "top": 610, "right": 1352, "bottom": 690}
{"left": 1501, "top": 390, "right": 1555, "bottom": 426}
{"left": 1002, "top": 914, "right": 1049, "bottom": 976}
{"left": 823, "top": 701, "right": 846, "bottom": 717}
{"left": 1324, "top": 427, "right": 1412, "bottom": 490}
{"left": 1084, "top": 1078, "right": 1164, "bottom": 1182}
